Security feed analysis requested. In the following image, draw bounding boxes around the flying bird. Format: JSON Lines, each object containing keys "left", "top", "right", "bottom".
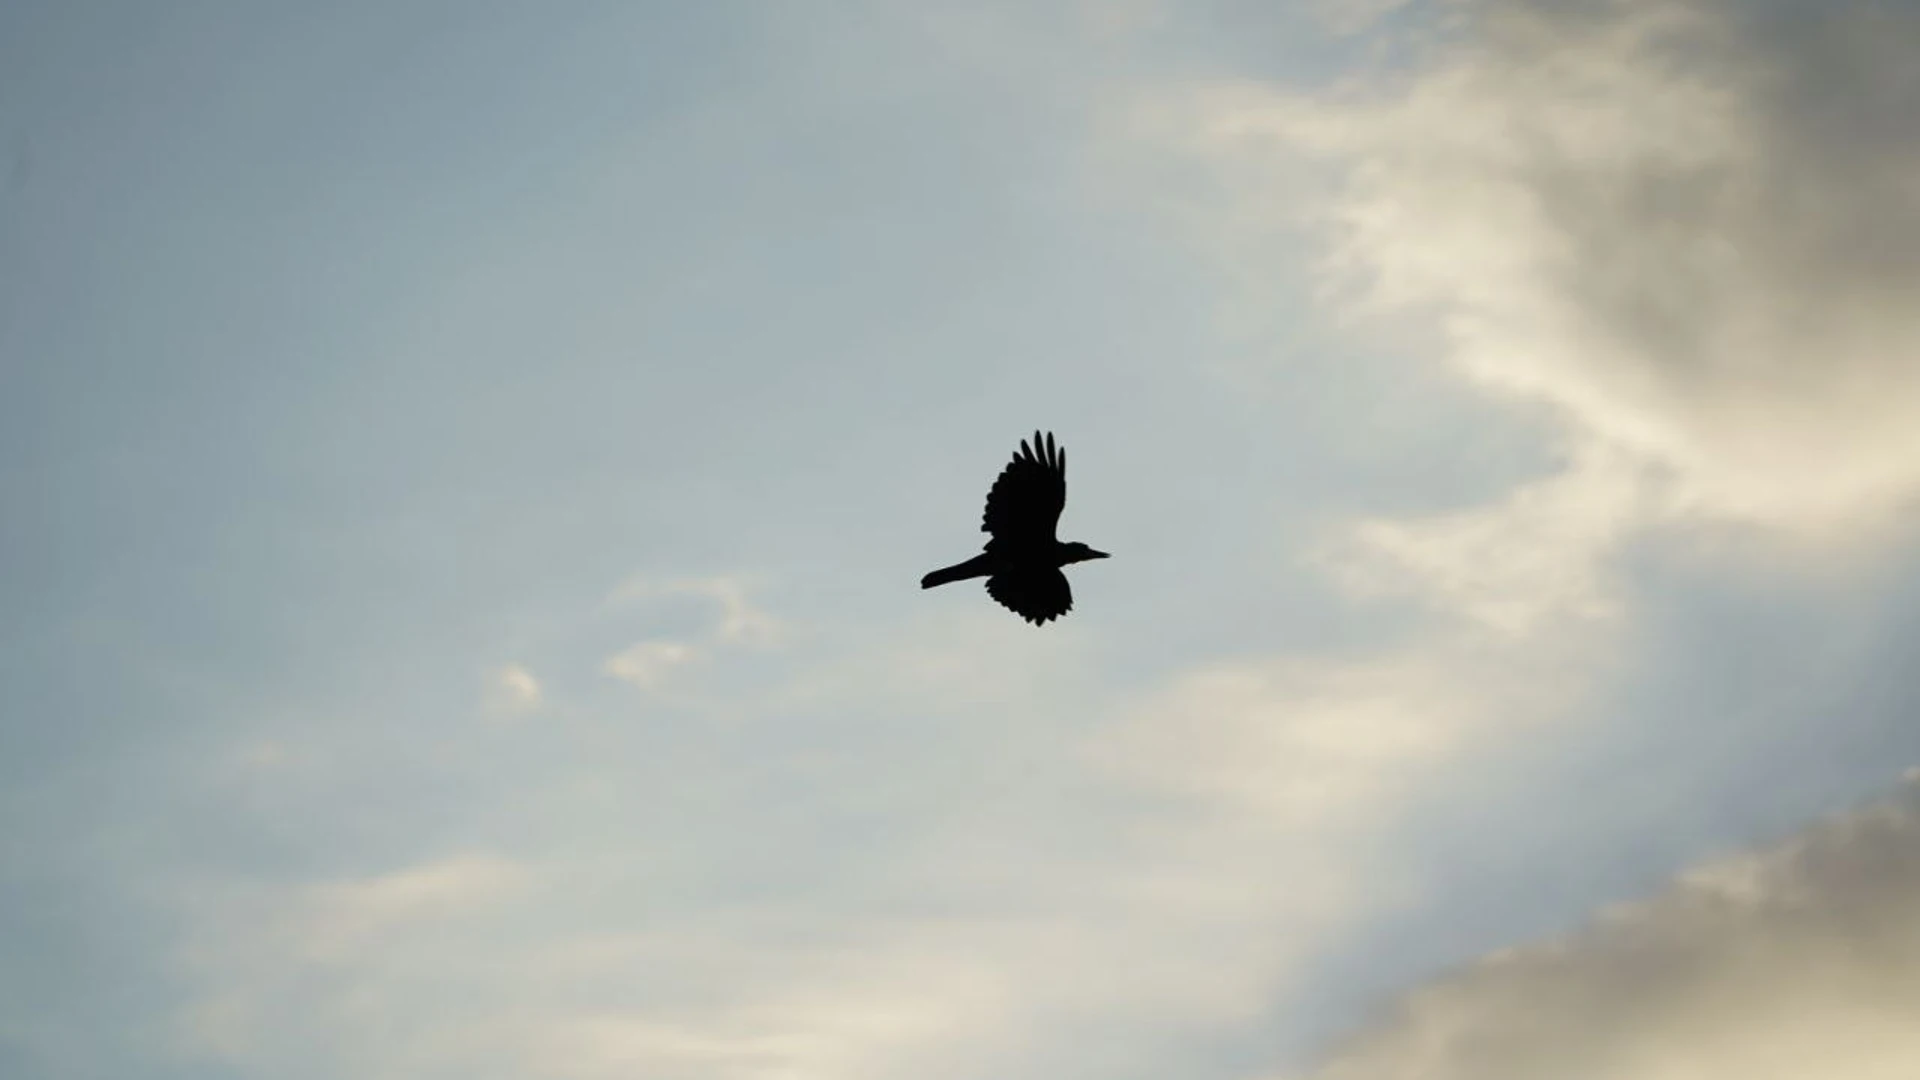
{"left": 921, "top": 431, "right": 1108, "bottom": 625}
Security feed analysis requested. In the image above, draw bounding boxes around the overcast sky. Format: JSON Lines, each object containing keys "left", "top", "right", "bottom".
{"left": 6, "top": 2, "right": 1920, "bottom": 1078}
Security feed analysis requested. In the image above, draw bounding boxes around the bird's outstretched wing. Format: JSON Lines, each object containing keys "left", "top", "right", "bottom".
{"left": 986, "top": 568, "right": 1073, "bottom": 625}
{"left": 981, "top": 430, "right": 1066, "bottom": 542}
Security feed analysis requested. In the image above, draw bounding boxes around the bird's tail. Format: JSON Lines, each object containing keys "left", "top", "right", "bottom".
{"left": 921, "top": 554, "right": 992, "bottom": 589}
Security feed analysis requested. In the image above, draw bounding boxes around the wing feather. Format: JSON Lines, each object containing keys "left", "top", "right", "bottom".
{"left": 980, "top": 430, "right": 1067, "bottom": 540}
{"left": 986, "top": 569, "right": 1074, "bottom": 625}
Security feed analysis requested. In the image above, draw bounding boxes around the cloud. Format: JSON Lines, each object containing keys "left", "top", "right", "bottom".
{"left": 603, "top": 575, "right": 781, "bottom": 647}
{"left": 601, "top": 641, "right": 696, "bottom": 689}
{"left": 178, "top": 855, "right": 529, "bottom": 1066}
{"left": 1092, "top": 636, "right": 1583, "bottom": 823}
{"left": 1314, "top": 0, "right": 1418, "bottom": 35}
{"left": 1292, "top": 777, "right": 1920, "bottom": 1080}
{"left": 483, "top": 663, "right": 543, "bottom": 715}
{"left": 1320, "top": 443, "right": 1656, "bottom": 633}
{"left": 595, "top": 576, "right": 781, "bottom": 692}
{"left": 286, "top": 854, "right": 528, "bottom": 958}
{"left": 693, "top": 578, "right": 781, "bottom": 647}
{"left": 170, "top": 597, "right": 1579, "bottom": 1080}
{"left": 1115, "top": 13, "right": 1920, "bottom": 1074}
{"left": 1183, "top": 0, "right": 1920, "bottom": 537}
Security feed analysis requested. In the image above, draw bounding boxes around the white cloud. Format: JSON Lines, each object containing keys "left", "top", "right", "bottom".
{"left": 693, "top": 577, "right": 782, "bottom": 647}
{"left": 604, "top": 575, "right": 781, "bottom": 647}
{"left": 1290, "top": 779, "right": 1920, "bottom": 1080}
{"left": 167, "top": 805, "right": 1358, "bottom": 1080}
{"left": 595, "top": 577, "right": 781, "bottom": 692}
{"left": 483, "top": 663, "right": 543, "bottom": 715}
{"left": 601, "top": 640, "right": 696, "bottom": 689}
{"left": 1179, "top": 0, "right": 1920, "bottom": 541}
{"left": 288, "top": 854, "right": 528, "bottom": 958}
{"left": 178, "top": 855, "right": 529, "bottom": 1068}
{"left": 1320, "top": 443, "right": 1657, "bottom": 633}
{"left": 1092, "top": 630, "right": 1591, "bottom": 824}
{"left": 175, "top": 601, "right": 1577, "bottom": 1080}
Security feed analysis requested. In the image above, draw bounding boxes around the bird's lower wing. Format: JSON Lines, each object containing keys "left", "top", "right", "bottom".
{"left": 986, "top": 569, "right": 1073, "bottom": 625}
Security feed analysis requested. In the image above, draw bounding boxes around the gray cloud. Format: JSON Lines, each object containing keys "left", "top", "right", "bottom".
{"left": 1149, "top": 4, "right": 1920, "bottom": 1074}
{"left": 1300, "top": 777, "right": 1920, "bottom": 1080}
{"left": 1201, "top": 0, "right": 1920, "bottom": 533}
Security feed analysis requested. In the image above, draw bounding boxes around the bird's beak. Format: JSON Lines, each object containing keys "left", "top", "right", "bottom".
{"left": 1087, "top": 548, "right": 1110, "bottom": 560}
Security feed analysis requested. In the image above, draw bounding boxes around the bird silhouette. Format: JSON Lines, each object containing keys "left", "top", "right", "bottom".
{"left": 921, "top": 431, "right": 1108, "bottom": 625}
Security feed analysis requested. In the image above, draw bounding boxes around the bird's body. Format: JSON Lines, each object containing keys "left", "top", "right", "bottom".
{"left": 921, "top": 431, "right": 1107, "bottom": 625}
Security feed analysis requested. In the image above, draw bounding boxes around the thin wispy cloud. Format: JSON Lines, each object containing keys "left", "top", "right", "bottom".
{"left": 1321, "top": 444, "right": 1653, "bottom": 634}
{"left": 1092, "top": 636, "right": 1584, "bottom": 824}
{"left": 601, "top": 640, "right": 697, "bottom": 690}
{"left": 483, "top": 663, "right": 544, "bottom": 715}
{"left": 694, "top": 578, "right": 782, "bottom": 647}
{"left": 179, "top": 854, "right": 532, "bottom": 1071}
{"left": 596, "top": 576, "right": 779, "bottom": 692}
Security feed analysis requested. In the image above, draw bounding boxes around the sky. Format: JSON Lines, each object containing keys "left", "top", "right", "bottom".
{"left": 5, "top": 1, "right": 1920, "bottom": 1077}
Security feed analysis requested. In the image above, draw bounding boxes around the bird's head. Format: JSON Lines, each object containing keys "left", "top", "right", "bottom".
{"left": 1060, "top": 541, "right": 1109, "bottom": 565}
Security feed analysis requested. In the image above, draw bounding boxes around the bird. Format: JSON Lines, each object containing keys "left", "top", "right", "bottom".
{"left": 921, "top": 430, "right": 1108, "bottom": 625}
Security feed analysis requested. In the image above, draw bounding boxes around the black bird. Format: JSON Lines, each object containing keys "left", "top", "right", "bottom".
{"left": 921, "top": 431, "right": 1108, "bottom": 625}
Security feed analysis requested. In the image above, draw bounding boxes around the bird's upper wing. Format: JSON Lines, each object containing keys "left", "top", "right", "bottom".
{"left": 986, "top": 568, "right": 1073, "bottom": 625}
{"left": 981, "top": 431, "right": 1066, "bottom": 541}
